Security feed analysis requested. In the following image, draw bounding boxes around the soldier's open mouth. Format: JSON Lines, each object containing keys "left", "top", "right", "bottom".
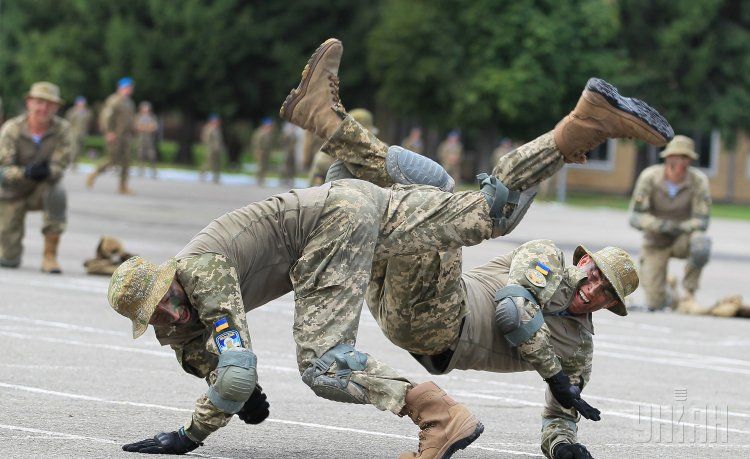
{"left": 578, "top": 290, "right": 589, "bottom": 303}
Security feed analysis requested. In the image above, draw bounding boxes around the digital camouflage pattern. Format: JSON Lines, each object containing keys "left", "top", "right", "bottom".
{"left": 0, "top": 114, "right": 71, "bottom": 262}
{"left": 629, "top": 164, "right": 711, "bottom": 308}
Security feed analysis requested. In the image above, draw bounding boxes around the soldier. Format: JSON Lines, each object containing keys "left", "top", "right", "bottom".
{"left": 0, "top": 82, "right": 71, "bottom": 273}
{"left": 437, "top": 130, "right": 464, "bottom": 185}
{"left": 87, "top": 77, "right": 136, "bottom": 194}
{"left": 134, "top": 101, "right": 159, "bottom": 178}
{"left": 64, "top": 95, "right": 92, "bottom": 171}
{"left": 199, "top": 114, "right": 225, "bottom": 184}
{"left": 280, "top": 121, "right": 298, "bottom": 186}
{"left": 107, "top": 38, "right": 671, "bottom": 457}
{"left": 309, "top": 108, "right": 377, "bottom": 186}
{"left": 629, "top": 135, "right": 711, "bottom": 311}
{"left": 401, "top": 127, "right": 424, "bottom": 155}
{"left": 251, "top": 117, "right": 275, "bottom": 186}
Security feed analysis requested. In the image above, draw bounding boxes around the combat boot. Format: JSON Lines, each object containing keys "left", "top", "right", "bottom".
{"left": 119, "top": 180, "right": 135, "bottom": 195}
{"left": 279, "top": 38, "right": 345, "bottom": 141}
{"left": 399, "top": 382, "right": 484, "bottom": 459}
{"left": 553, "top": 78, "right": 674, "bottom": 163}
{"left": 41, "top": 233, "right": 62, "bottom": 274}
{"left": 85, "top": 171, "right": 97, "bottom": 189}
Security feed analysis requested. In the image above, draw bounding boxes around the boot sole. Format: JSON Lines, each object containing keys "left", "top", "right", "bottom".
{"left": 439, "top": 421, "right": 484, "bottom": 459}
{"left": 280, "top": 38, "right": 341, "bottom": 121}
{"left": 584, "top": 78, "right": 674, "bottom": 143}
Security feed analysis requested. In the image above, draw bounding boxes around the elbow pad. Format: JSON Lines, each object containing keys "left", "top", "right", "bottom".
{"left": 207, "top": 348, "right": 257, "bottom": 414}
{"left": 494, "top": 285, "right": 544, "bottom": 346}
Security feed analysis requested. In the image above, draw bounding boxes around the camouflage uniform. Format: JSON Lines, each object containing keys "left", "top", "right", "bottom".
{"left": 200, "top": 123, "right": 225, "bottom": 184}
{"left": 302, "top": 131, "right": 324, "bottom": 171}
{"left": 94, "top": 91, "right": 136, "bottom": 187}
{"left": 629, "top": 164, "right": 711, "bottom": 309}
{"left": 436, "top": 136, "right": 464, "bottom": 184}
{"left": 280, "top": 122, "right": 297, "bottom": 185}
{"left": 134, "top": 110, "right": 158, "bottom": 177}
{"left": 0, "top": 114, "right": 71, "bottom": 263}
{"left": 251, "top": 125, "right": 274, "bottom": 186}
{"left": 64, "top": 105, "right": 91, "bottom": 167}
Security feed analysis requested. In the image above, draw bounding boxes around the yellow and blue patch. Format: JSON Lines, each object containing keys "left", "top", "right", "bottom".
{"left": 214, "top": 317, "right": 229, "bottom": 332}
{"left": 535, "top": 261, "right": 551, "bottom": 276}
{"left": 215, "top": 329, "right": 243, "bottom": 353}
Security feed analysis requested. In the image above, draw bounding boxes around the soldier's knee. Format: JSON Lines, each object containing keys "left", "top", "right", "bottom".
{"left": 44, "top": 184, "right": 67, "bottom": 222}
{"left": 301, "top": 344, "right": 369, "bottom": 404}
{"left": 689, "top": 233, "right": 711, "bottom": 268}
{"left": 206, "top": 348, "right": 257, "bottom": 414}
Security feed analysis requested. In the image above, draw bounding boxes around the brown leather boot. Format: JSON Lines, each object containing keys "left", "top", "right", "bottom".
{"left": 279, "top": 38, "right": 345, "bottom": 141}
{"left": 553, "top": 78, "right": 674, "bottom": 163}
{"left": 399, "top": 382, "right": 484, "bottom": 459}
{"left": 41, "top": 233, "right": 62, "bottom": 274}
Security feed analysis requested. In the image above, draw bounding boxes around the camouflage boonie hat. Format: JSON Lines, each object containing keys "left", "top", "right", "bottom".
{"left": 573, "top": 246, "right": 639, "bottom": 316}
{"left": 349, "top": 108, "right": 378, "bottom": 135}
{"left": 107, "top": 256, "right": 177, "bottom": 338}
{"left": 26, "top": 81, "right": 63, "bottom": 104}
{"left": 660, "top": 135, "right": 698, "bottom": 160}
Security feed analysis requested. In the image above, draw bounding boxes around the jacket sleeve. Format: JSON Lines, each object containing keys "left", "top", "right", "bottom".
{"left": 682, "top": 170, "right": 711, "bottom": 232}
{"left": 540, "top": 324, "right": 594, "bottom": 458}
{"left": 628, "top": 168, "right": 667, "bottom": 233}
{"left": 0, "top": 121, "right": 25, "bottom": 186}
{"left": 506, "top": 240, "right": 565, "bottom": 379}
{"left": 175, "top": 253, "right": 254, "bottom": 442}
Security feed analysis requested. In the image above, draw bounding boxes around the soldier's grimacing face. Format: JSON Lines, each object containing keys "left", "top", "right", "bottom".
{"left": 569, "top": 254, "right": 620, "bottom": 315}
{"left": 149, "top": 279, "right": 195, "bottom": 326}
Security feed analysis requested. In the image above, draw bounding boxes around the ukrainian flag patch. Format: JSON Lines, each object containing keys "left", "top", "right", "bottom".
{"left": 214, "top": 317, "right": 229, "bottom": 332}
{"left": 535, "top": 261, "right": 550, "bottom": 276}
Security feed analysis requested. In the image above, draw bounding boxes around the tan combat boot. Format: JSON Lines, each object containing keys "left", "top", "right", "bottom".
{"left": 279, "top": 38, "right": 345, "bottom": 141}
{"left": 399, "top": 382, "right": 484, "bottom": 459}
{"left": 85, "top": 171, "right": 97, "bottom": 189}
{"left": 41, "top": 233, "right": 62, "bottom": 274}
{"left": 554, "top": 78, "right": 674, "bottom": 163}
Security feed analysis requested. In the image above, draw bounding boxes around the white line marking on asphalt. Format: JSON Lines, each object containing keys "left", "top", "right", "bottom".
{"left": 0, "top": 382, "right": 541, "bottom": 457}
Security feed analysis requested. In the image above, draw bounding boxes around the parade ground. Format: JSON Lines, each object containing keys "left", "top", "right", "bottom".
{"left": 1, "top": 171, "right": 749, "bottom": 458}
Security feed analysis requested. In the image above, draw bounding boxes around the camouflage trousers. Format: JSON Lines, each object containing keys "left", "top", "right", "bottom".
{"left": 0, "top": 182, "right": 66, "bottom": 263}
{"left": 255, "top": 148, "right": 270, "bottom": 185}
{"left": 94, "top": 136, "right": 132, "bottom": 186}
{"left": 291, "top": 179, "right": 491, "bottom": 414}
{"left": 283, "top": 147, "right": 296, "bottom": 184}
{"left": 640, "top": 232, "right": 707, "bottom": 309}
{"left": 201, "top": 151, "right": 222, "bottom": 184}
{"left": 136, "top": 133, "right": 157, "bottom": 177}
{"left": 322, "top": 114, "right": 564, "bottom": 193}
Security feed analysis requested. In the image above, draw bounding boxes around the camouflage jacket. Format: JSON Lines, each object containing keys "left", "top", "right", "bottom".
{"left": 448, "top": 239, "right": 592, "bottom": 458}
{"left": 99, "top": 92, "right": 135, "bottom": 137}
{"left": 251, "top": 127, "right": 274, "bottom": 154}
{"left": 629, "top": 164, "right": 711, "bottom": 247}
{"left": 64, "top": 106, "right": 92, "bottom": 138}
{"left": 0, "top": 114, "right": 72, "bottom": 200}
{"left": 201, "top": 124, "right": 225, "bottom": 156}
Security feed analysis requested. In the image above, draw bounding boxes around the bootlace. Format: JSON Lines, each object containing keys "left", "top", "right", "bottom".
{"left": 328, "top": 75, "right": 344, "bottom": 110}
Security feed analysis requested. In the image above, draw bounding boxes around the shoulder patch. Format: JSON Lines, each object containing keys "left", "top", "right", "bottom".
{"left": 214, "top": 317, "right": 229, "bottom": 332}
{"left": 215, "top": 329, "right": 243, "bottom": 353}
{"left": 525, "top": 268, "right": 547, "bottom": 288}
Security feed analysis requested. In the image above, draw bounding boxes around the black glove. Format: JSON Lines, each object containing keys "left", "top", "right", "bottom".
{"left": 553, "top": 442, "right": 594, "bottom": 459}
{"left": 23, "top": 161, "right": 50, "bottom": 182}
{"left": 236, "top": 384, "right": 270, "bottom": 424}
{"left": 545, "top": 371, "right": 601, "bottom": 421}
{"left": 122, "top": 427, "right": 201, "bottom": 455}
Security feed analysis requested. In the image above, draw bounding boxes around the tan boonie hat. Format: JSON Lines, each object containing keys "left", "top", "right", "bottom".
{"left": 26, "top": 81, "right": 63, "bottom": 104}
{"left": 573, "top": 246, "right": 639, "bottom": 316}
{"left": 107, "top": 256, "right": 177, "bottom": 338}
{"left": 97, "top": 236, "right": 125, "bottom": 259}
{"left": 349, "top": 108, "right": 379, "bottom": 135}
{"left": 660, "top": 134, "right": 698, "bottom": 160}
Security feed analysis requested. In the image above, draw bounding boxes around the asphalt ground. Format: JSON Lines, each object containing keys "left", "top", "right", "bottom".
{"left": 1, "top": 169, "right": 749, "bottom": 458}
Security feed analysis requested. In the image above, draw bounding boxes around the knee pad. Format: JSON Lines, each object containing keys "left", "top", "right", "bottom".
{"left": 301, "top": 344, "right": 369, "bottom": 404}
{"left": 494, "top": 285, "right": 544, "bottom": 346}
{"left": 44, "top": 184, "right": 67, "bottom": 222}
{"left": 325, "top": 159, "right": 356, "bottom": 182}
{"left": 206, "top": 348, "right": 257, "bottom": 414}
{"left": 477, "top": 173, "right": 537, "bottom": 236}
{"left": 689, "top": 233, "right": 711, "bottom": 268}
{"left": 386, "top": 146, "right": 455, "bottom": 192}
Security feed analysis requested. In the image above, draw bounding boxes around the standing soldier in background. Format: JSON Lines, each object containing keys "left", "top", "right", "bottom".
{"left": 134, "top": 101, "right": 159, "bottom": 179}
{"left": 437, "top": 130, "right": 464, "bottom": 185}
{"left": 0, "top": 82, "right": 71, "bottom": 273}
{"left": 86, "top": 77, "right": 136, "bottom": 194}
{"left": 200, "top": 114, "right": 225, "bottom": 184}
{"left": 629, "top": 135, "right": 712, "bottom": 311}
{"left": 251, "top": 117, "right": 275, "bottom": 186}
{"left": 401, "top": 127, "right": 424, "bottom": 155}
{"left": 280, "top": 122, "right": 298, "bottom": 187}
{"left": 309, "top": 108, "right": 377, "bottom": 186}
{"left": 64, "top": 96, "right": 92, "bottom": 172}
{"left": 301, "top": 130, "right": 323, "bottom": 172}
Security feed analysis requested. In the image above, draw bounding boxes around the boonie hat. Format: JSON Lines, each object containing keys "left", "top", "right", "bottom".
{"left": 573, "top": 246, "right": 639, "bottom": 316}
